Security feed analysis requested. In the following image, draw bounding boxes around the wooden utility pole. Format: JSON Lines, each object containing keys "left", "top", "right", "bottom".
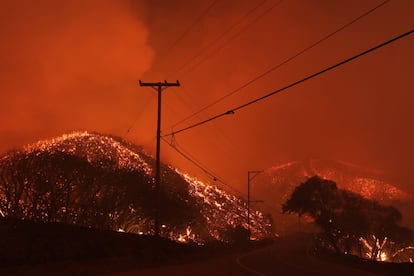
{"left": 247, "top": 170, "right": 263, "bottom": 240}
{"left": 139, "top": 80, "right": 180, "bottom": 236}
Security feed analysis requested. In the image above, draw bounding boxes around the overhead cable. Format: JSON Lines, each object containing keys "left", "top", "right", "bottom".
{"left": 161, "top": 136, "right": 280, "bottom": 212}
{"left": 170, "top": 0, "right": 390, "bottom": 129}
{"left": 163, "top": 28, "right": 414, "bottom": 137}
{"left": 167, "top": 0, "right": 269, "bottom": 78}
{"left": 174, "top": 0, "right": 284, "bottom": 78}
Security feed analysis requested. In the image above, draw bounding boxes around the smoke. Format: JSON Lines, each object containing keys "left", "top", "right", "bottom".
{"left": 139, "top": 0, "right": 414, "bottom": 193}
{"left": 1, "top": 0, "right": 413, "bottom": 195}
{"left": 0, "top": 0, "right": 154, "bottom": 148}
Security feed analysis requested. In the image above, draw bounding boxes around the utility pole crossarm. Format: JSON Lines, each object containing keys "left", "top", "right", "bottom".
{"left": 139, "top": 80, "right": 180, "bottom": 87}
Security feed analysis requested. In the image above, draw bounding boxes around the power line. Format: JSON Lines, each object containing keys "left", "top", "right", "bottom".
{"left": 163, "top": 28, "right": 414, "bottom": 138}
{"left": 168, "top": 137, "right": 218, "bottom": 181}
{"left": 129, "top": 0, "right": 268, "bottom": 136}
{"left": 175, "top": 0, "right": 284, "bottom": 79}
{"left": 166, "top": 0, "right": 269, "bottom": 78}
{"left": 161, "top": 0, "right": 279, "bottom": 137}
{"left": 125, "top": 1, "right": 217, "bottom": 137}
{"left": 170, "top": 0, "right": 390, "bottom": 129}
{"left": 161, "top": 136, "right": 245, "bottom": 196}
{"left": 166, "top": 0, "right": 218, "bottom": 55}
{"left": 161, "top": 136, "right": 280, "bottom": 213}
{"left": 124, "top": 93, "right": 156, "bottom": 139}
{"left": 162, "top": 0, "right": 278, "bottom": 128}
{"left": 152, "top": 0, "right": 219, "bottom": 74}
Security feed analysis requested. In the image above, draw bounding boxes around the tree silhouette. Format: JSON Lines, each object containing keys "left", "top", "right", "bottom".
{"left": 0, "top": 132, "right": 273, "bottom": 242}
{"left": 0, "top": 149, "right": 205, "bottom": 239}
{"left": 282, "top": 176, "right": 413, "bottom": 260}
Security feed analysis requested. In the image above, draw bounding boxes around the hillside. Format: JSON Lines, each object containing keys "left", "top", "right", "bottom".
{"left": 251, "top": 159, "right": 414, "bottom": 232}
{"left": 0, "top": 131, "right": 271, "bottom": 243}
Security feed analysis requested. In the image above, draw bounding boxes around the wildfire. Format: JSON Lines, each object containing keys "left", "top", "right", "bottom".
{"left": 380, "top": 252, "right": 388, "bottom": 262}
{"left": 2, "top": 131, "right": 271, "bottom": 244}
{"left": 359, "top": 235, "right": 389, "bottom": 262}
{"left": 179, "top": 171, "right": 270, "bottom": 241}
{"left": 23, "top": 131, "right": 153, "bottom": 175}
{"left": 117, "top": 170, "right": 272, "bottom": 243}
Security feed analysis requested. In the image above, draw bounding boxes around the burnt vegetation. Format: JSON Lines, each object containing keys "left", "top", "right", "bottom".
{"left": 283, "top": 176, "right": 413, "bottom": 262}
{"left": 0, "top": 132, "right": 272, "bottom": 244}
{"left": 0, "top": 132, "right": 275, "bottom": 267}
{"left": 0, "top": 148, "right": 203, "bottom": 238}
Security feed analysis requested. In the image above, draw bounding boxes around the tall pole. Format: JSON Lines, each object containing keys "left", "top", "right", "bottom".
{"left": 247, "top": 172, "right": 250, "bottom": 237}
{"left": 247, "top": 170, "right": 263, "bottom": 240}
{"left": 139, "top": 80, "right": 180, "bottom": 236}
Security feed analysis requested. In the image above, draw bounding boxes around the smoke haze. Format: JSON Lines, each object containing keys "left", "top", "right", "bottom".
{"left": 1, "top": 0, "right": 413, "bottom": 194}
{"left": 0, "top": 0, "right": 154, "bottom": 145}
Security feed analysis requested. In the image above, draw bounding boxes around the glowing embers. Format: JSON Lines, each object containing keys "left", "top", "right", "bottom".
{"left": 350, "top": 178, "right": 411, "bottom": 201}
{"left": 11, "top": 132, "right": 271, "bottom": 243}
{"left": 23, "top": 131, "right": 152, "bottom": 175}
{"left": 392, "top": 246, "right": 414, "bottom": 262}
{"left": 178, "top": 170, "right": 271, "bottom": 241}
{"left": 357, "top": 235, "right": 414, "bottom": 262}
{"left": 380, "top": 252, "right": 388, "bottom": 262}
{"left": 175, "top": 226, "right": 195, "bottom": 243}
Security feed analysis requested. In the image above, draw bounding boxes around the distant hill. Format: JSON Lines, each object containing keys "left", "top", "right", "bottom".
{"left": 0, "top": 131, "right": 271, "bottom": 242}
{"left": 251, "top": 159, "right": 414, "bottom": 232}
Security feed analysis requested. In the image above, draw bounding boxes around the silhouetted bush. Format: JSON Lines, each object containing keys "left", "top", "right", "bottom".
{"left": 283, "top": 176, "right": 413, "bottom": 261}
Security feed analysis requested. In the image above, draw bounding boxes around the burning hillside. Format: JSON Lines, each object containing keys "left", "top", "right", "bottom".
{"left": 254, "top": 159, "right": 411, "bottom": 206}
{"left": 251, "top": 159, "right": 413, "bottom": 232}
{"left": 0, "top": 131, "right": 271, "bottom": 243}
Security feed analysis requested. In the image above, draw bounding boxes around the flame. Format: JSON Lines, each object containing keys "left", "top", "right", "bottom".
{"left": 24, "top": 131, "right": 153, "bottom": 175}
{"left": 2, "top": 132, "right": 271, "bottom": 243}
{"left": 179, "top": 170, "right": 270, "bottom": 241}
{"left": 359, "top": 235, "right": 393, "bottom": 262}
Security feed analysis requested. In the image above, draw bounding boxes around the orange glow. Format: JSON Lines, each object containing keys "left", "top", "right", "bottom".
{"left": 1, "top": 0, "right": 414, "bottom": 216}
{"left": 179, "top": 170, "right": 269, "bottom": 241}
{"left": 0, "top": 0, "right": 154, "bottom": 148}
{"left": 2, "top": 131, "right": 271, "bottom": 243}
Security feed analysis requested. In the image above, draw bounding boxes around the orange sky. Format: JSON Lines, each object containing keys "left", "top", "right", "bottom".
{"left": 1, "top": 0, "right": 413, "bottom": 193}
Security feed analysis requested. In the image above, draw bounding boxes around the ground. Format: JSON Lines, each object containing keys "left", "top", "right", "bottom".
{"left": 3, "top": 232, "right": 413, "bottom": 275}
